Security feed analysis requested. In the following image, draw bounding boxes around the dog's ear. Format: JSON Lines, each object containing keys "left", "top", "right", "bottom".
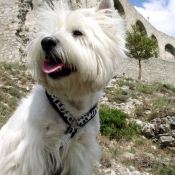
{"left": 96, "top": 0, "right": 114, "bottom": 11}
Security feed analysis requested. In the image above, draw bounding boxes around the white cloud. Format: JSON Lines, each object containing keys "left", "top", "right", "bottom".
{"left": 135, "top": 0, "right": 175, "bottom": 38}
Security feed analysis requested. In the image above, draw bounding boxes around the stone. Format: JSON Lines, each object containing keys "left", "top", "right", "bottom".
{"left": 168, "top": 116, "right": 175, "bottom": 129}
{"left": 144, "top": 153, "right": 154, "bottom": 161}
{"left": 142, "top": 123, "right": 155, "bottom": 138}
{"left": 156, "top": 158, "right": 170, "bottom": 166}
{"left": 110, "top": 170, "right": 116, "bottom": 175}
{"left": 129, "top": 166, "right": 135, "bottom": 172}
{"left": 161, "top": 118, "right": 169, "bottom": 124}
{"left": 133, "top": 171, "right": 141, "bottom": 174}
{"left": 159, "top": 124, "right": 170, "bottom": 134}
{"left": 105, "top": 85, "right": 114, "bottom": 90}
{"left": 101, "top": 96, "right": 108, "bottom": 102}
{"left": 142, "top": 115, "right": 175, "bottom": 147}
{"left": 159, "top": 136, "right": 174, "bottom": 147}
{"left": 134, "top": 119, "right": 144, "bottom": 127}
{"left": 151, "top": 145, "right": 156, "bottom": 150}
{"left": 104, "top": 168, "right": 111, "bottom": 174}
{"left": 162, "top": 158, "right": 170, "bottom": 166}
{"left": 121, "top": 85, "right": 129, "bottom": 90}
{"left": 172, "top": 130, "right": 175, "bottom": 138}
{"left": 122, "top": 152, "right": 135, "bottom": 160}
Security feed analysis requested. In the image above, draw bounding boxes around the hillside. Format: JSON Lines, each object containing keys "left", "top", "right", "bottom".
{"left": 0, "top": 61, "right": 175, "bottom": 175}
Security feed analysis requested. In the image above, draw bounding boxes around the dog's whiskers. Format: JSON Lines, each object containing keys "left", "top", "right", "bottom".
{"left": 52, "top": 50, "right": 59, "bottom": 63}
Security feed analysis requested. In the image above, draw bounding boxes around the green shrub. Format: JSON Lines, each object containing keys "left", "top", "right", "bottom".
{"left": 99, "top": 108, "right": 141, "bottom": 140}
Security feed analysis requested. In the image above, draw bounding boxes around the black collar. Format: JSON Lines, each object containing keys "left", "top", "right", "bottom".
{"left": 46, "top": 91, "right": 98, "bottom": 138}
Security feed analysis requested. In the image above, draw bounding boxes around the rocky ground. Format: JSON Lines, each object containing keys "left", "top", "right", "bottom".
{"left": 97, "top": 77, "right": 175, "bottom": 175}
{"left": 0, "top": 62, "right": 175, "bottom": 175}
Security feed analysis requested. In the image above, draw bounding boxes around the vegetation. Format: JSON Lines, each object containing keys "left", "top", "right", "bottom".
{"left": 100, "top": 107, "right": 141, "bottom": 140}
{"left": 126, "top": 25, "right": 158, "bottom": 80}
{"left": 0, "top": 62, "right": 34, "bottom": 128}
{"left": 1, "top": 61, "right": 175, "bottom": 174}
{"left": 107, "top": 78, "right": 175, "bottom": 119}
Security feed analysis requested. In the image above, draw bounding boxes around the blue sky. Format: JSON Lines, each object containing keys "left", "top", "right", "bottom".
{"left": 129, "top": 0, "right": 144, "bottom": 7}
{"left": 128, "top": 0, "right": 175, "bottom": 38}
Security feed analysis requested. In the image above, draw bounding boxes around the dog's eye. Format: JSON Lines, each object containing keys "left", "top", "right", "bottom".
{"left": 73, "top": 30, "right": 83, "bottom": 37}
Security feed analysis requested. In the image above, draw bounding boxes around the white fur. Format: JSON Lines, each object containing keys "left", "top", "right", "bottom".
{"left": 0, "top": 0, "right": 126, "bottom": 174}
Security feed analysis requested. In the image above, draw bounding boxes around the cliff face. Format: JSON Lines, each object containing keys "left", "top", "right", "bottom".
{"left": 0, "top": 0, "right": 97, "bottom": 62}
{"left": 0, "top": 0, "right": 33, "bottom": 62}
{"left": 0, "top": 0, "right": 20, "bottom": 62}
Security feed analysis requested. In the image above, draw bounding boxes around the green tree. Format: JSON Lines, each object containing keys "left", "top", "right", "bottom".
{"left": 126, "top": 25, "right": 158, "bottom": 80}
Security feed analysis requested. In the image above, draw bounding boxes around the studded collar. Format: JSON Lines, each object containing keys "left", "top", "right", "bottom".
{"left": 46, "top": 91, "right": 98, "bottom": 138}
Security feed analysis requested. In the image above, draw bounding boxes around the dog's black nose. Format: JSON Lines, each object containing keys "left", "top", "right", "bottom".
{"left": 41, "top": 37, "right": 57, "bottom": 53}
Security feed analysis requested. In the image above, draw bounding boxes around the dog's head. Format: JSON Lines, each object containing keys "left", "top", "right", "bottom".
{"left": 27, "top": 0, "right": 126, "bottom": 99}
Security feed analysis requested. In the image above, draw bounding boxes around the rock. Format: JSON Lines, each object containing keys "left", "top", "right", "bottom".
{"left": 104, "top": 168, "right": 111, "bottom": 173}
{"left": 168, "top": 116, "right": 175, "bottom": 129}
{"left": 143, "top": 116, "right": 175, "bottom": 147}
{"left": 133, "top": 119, "right": 144, "bottom": 127}
{"left": 156, "top": 158, "right": 170, "bottom": 166}
{"left": 121, "top": 85, "right": 129, "bottom": 90}
{"left": 102, "top": 96, "right": 109, "bottom": 102}
{"left": 151, "top": 117, "right": 161, "bottom": 124}
{"left": 144, "top": 153, "right": 155, "bottom": 161}
{"left": 151, "top": 145, "right": 156, "bottom": 150}
{"left": 129, "top": 166, "right": 135, "bottom": 172}
{"left": 126, "top": 168, "right": 131, "bottom": 173}
{"left": 161, "top": 117, "right": 169, "bottom": 124}
{"left": 133, "top": 171, "right": 141, "bottom": 174}
{"left": 159, "top": 124, "right": 170, "bottom": 134}
{"left": 142, "top": 123, "right": 155, "bottom": 138}
{"left": 162, "top": 158, "right": 170, "bottom": 166}
{"left": 105, "top": 85, "right": 114, "bottom": 90}
{"left": 159, "top": 136, "right": 174, "bottom": 147}
{"left": 122, "top": 152, "right": 135, "bottom": 160}
{"left": 172, "top": 130, "right": 175, "bottom": 138}
{"left": 110, "top": 170, "right": 116, "bottom": 175}
{"left": 167, "top": 147, "right": 175, "bottom": 153}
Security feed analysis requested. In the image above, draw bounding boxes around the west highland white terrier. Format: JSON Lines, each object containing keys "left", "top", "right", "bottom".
{"left": 0, "top": 0, "right": 126, "bottom": 174}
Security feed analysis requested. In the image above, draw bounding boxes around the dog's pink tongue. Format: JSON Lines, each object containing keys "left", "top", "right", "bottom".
{"left": 42, "top": 62, "right": 64, "bottom": 73}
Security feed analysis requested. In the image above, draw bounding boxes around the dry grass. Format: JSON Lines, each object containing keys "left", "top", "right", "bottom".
{"left": 106, "top": 78, "right": 175, "bottom": 120}
{"left": 0, "top": 62, "right": 34, "bottom": 128}
{"left": 98, "top": 134, "right": 175, "bottom": 175}
{"left": 0, "top": 62, "right": 175, "bottom": 174}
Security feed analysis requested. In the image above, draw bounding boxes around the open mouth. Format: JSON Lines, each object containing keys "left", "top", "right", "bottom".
{"left": 42, "top": 55, "right": 76, "bottom": 79}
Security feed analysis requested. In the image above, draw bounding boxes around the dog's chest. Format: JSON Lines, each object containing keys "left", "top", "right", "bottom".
{"left": 45, "top": 91, "right": 98, "bottom": 139}
{"left": 45, "top": 123, "right": 89, "bottom": 175}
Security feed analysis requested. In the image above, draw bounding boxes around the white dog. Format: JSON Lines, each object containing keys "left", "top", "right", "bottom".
{"left": 0, "top": 0, "right": 126, "bottom": 174}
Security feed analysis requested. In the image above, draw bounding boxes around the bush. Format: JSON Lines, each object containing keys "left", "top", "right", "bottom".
{"left": 99, "top": 108, "right": 141, "bottom": 140}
